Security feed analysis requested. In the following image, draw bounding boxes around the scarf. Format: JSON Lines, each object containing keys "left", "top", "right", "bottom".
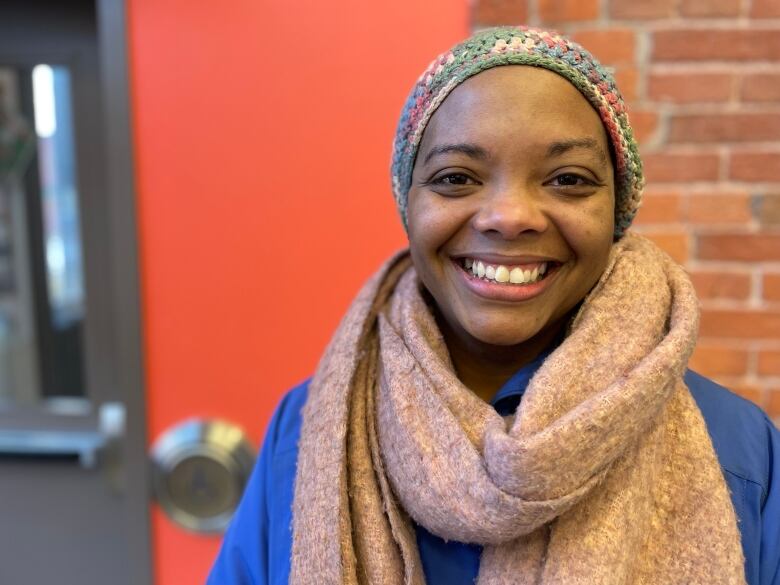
{"left": 290, "top": 234, "right": 746, "bottom": 585}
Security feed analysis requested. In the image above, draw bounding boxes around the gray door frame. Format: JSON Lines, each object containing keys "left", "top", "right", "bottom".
{"left": 97, "top": 1, "right": 152, "bottom": 582}
{"left": 0, "top": 0, "right": 151, "bottom": 582}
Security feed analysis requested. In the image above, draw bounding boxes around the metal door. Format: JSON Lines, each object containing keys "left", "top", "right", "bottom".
{"left": 0, "top": 1, "right": 150, "bottom": 584}
{"left": 126, "top": 0, "right": 469, "bottom": 582}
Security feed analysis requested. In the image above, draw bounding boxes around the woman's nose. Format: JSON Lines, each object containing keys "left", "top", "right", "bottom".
{"left": 471, "top": 184, "right": 549, "bottom": 240}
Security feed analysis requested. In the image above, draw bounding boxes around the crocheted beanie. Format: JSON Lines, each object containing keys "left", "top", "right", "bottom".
{"left": 390, "top": 26, "right": 644, "bottom": 239}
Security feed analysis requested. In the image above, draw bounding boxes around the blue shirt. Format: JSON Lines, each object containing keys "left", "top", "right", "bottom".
{"left": 209, "top": 360, "right": 780, "bottom": 585}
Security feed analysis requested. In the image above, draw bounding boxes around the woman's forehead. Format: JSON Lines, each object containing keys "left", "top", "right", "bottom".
{"left": 418, "top": 66, "right": 609, "bottom": 159}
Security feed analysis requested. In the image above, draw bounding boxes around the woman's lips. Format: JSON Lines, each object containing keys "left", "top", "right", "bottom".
{"left": 452, "top": 258, "right": 560, "bottom": 302}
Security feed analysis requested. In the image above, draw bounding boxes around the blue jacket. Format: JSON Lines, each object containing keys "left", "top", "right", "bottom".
{"left": 209, "top": 362, "right": 780, "bottom": 585}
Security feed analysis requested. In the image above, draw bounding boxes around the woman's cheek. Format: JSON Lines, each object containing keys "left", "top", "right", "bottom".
{"left": 410, "top": 196, "right": 469, "bottom": 250}
{"left": 557, "top": 198, "right": 614, "bottom": 244}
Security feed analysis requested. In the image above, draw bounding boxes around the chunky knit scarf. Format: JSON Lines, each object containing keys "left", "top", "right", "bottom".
{"left": 290, "top": 234, "right": 746, "bottom": 585}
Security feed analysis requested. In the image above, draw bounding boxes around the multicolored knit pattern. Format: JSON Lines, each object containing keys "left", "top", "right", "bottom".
{"left": 390, "top": 26, "right": 644, "bottom": 239}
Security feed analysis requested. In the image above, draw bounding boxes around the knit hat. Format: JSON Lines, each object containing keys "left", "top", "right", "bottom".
{"left": 390, "top": 25, "right": 644, "bottom": 239}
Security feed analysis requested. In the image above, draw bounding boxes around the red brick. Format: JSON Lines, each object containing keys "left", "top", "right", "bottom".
{"left": 768, "top": 390, "right": 780, "bottom": 418}
{"left": 686, "top": 193, "right": 752, "bottom": 224}
{"left": 679, "top": 0, "right": 740, "bottom": 17}
{"left": 611, "top": 0, "right": 676, "bottom": 19}
{"left": 472, "top": 0, "right": 528, "bottom": 25}
{"left": 642, "top": 231, "right": 689, "bottom": 263}
{"left": 700, "top": 308, "right": 780, "bottom": 338}
{"left": 539, "top": 0, "right": 599, "bottom": 22}
{"left": 572, "top": 29, "right": 635, "bottom": 65}
{"left": 614, "top": 66, "right": 639, "bottom": 102}
{"left": 668, "top": 113, "right": 780, "bottom": 143}
{"left": 689, "top": 344, "right": 749, "bottom": 375}
{"left": 653, "top": 30, "right": 780, "bottom": 62}
{"left": 630, "top": 110, "right": 660, "bottom": 144}
{"left": 765, "top": 273, "right": 780, "bottom": 301}
{"left": 752, "top": 0, "right": 780, "bottom": 18}
{"left": 733, "top": 384, "right": 765, "bottom": 407}
{"left": 698, "top": 234, "right": 780, "bottom": 261}
{"left": 729, "top": 152, "right": 780, "bottom": 182}
{"left": 633, "top": 191, "right": 683, "bottom": 224}
{"left": 647, "top": 72, "right": 732, "bottom": 104}
{"left": 756, "top": 195, "right": 780, "bottom": 227}
{"left": 690, "top": 270, "right": 752, "bottom": 300}
{"left": 741, "top": 73, "right": 780, "bottom": 102}
{"left": 758, "top": 350, "right": 780, "bottom": 375}
{"left": 643, "top": 151, "right": 720, "bottom": 183}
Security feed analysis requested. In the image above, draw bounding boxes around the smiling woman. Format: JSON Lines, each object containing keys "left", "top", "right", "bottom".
{"left": 407, "top": 67, "right": 616, "bottom": 400}
{"left": 209, "top": 26, "right": 780, "bottom": 585}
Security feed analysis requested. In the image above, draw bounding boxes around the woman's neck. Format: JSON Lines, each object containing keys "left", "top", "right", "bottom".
{"left": 436, "top": 311, "right": 567, "bottom": 403}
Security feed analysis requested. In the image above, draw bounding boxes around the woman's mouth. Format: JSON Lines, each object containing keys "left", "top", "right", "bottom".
{"left": 457, "top": 257, "right": 559, "bottom": 286}
{"left": 452, "top": 256, "right": 562, "bottom": 302}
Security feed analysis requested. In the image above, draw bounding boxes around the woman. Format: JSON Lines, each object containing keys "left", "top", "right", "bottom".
{"left": 210, "top": 26, "right": 780, "bottom": 585}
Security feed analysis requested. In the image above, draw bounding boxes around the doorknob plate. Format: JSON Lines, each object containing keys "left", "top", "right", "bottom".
{"left": 150, "top": 419, "right": 255, "bottom": 533}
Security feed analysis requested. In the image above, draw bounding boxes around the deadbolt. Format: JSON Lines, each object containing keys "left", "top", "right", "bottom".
{"left": 150, "top": 419, "right": 255, "bottom": 533}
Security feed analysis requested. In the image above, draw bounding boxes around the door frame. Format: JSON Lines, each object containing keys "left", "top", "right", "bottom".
{"left": 96, "top": 0, "right": 152, "bottom": 582}
{"left": 0, "top": 0, "right": 150, "bottom": 582}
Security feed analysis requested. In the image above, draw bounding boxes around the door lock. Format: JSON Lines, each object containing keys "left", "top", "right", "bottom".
{"left": 150, "top": 418, "right": 255, "bottom": 533}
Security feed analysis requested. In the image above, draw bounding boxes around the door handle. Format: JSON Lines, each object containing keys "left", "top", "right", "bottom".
{"left": 0, "top": 402, "right": 125, "bottom": 469}
{"left": 0, "top": 428, "right": 105, "bottom": 467}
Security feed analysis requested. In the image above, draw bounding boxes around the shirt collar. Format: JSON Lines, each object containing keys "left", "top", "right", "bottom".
{"left": 489, "top": 346, "right": 556, "bottom": 417}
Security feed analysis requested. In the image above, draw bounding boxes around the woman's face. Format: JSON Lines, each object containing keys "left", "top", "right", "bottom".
{"left": 407, "top": 66, "right": 615, "bottom": 349}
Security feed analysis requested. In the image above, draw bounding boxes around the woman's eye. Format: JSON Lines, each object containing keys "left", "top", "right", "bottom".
{"left": 549, "top": 173, "right": 592, "bottom": 187}
{"left": 432, "top": 173, "right": 477, "bottom": 186}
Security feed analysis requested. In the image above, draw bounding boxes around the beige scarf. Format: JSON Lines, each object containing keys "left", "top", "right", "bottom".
{"left": 290, "top": 234, "right": 746, "bottom": 585}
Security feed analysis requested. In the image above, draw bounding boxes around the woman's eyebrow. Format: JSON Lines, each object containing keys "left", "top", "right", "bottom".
{"left": 422, "top": 143, "right": 490, "bottom": 165}
{"left": 546, "top": 138, "right": 608, "bottom": 165}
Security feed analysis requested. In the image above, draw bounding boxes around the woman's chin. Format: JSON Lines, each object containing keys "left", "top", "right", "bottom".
{"left": 463, "top": 323, "right": 545, "bottom": 348}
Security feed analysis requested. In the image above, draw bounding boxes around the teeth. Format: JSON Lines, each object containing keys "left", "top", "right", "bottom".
{"left": 464, "top": 259, "right": 551, "bottom": 285}
{"left": 495, "top": 266, "right": 510, "bottom": 283}
{"left": 509, "top": 267, "right": 525, "bottom": 284}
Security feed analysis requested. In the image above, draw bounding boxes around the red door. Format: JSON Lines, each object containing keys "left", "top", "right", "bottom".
{"left": 127, "top": 1, "right": 469, "bottom": 582}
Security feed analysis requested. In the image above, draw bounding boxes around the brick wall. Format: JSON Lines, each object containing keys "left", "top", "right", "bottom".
{"left": 472, "top": 0, "right": 780, "bottom": 423}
